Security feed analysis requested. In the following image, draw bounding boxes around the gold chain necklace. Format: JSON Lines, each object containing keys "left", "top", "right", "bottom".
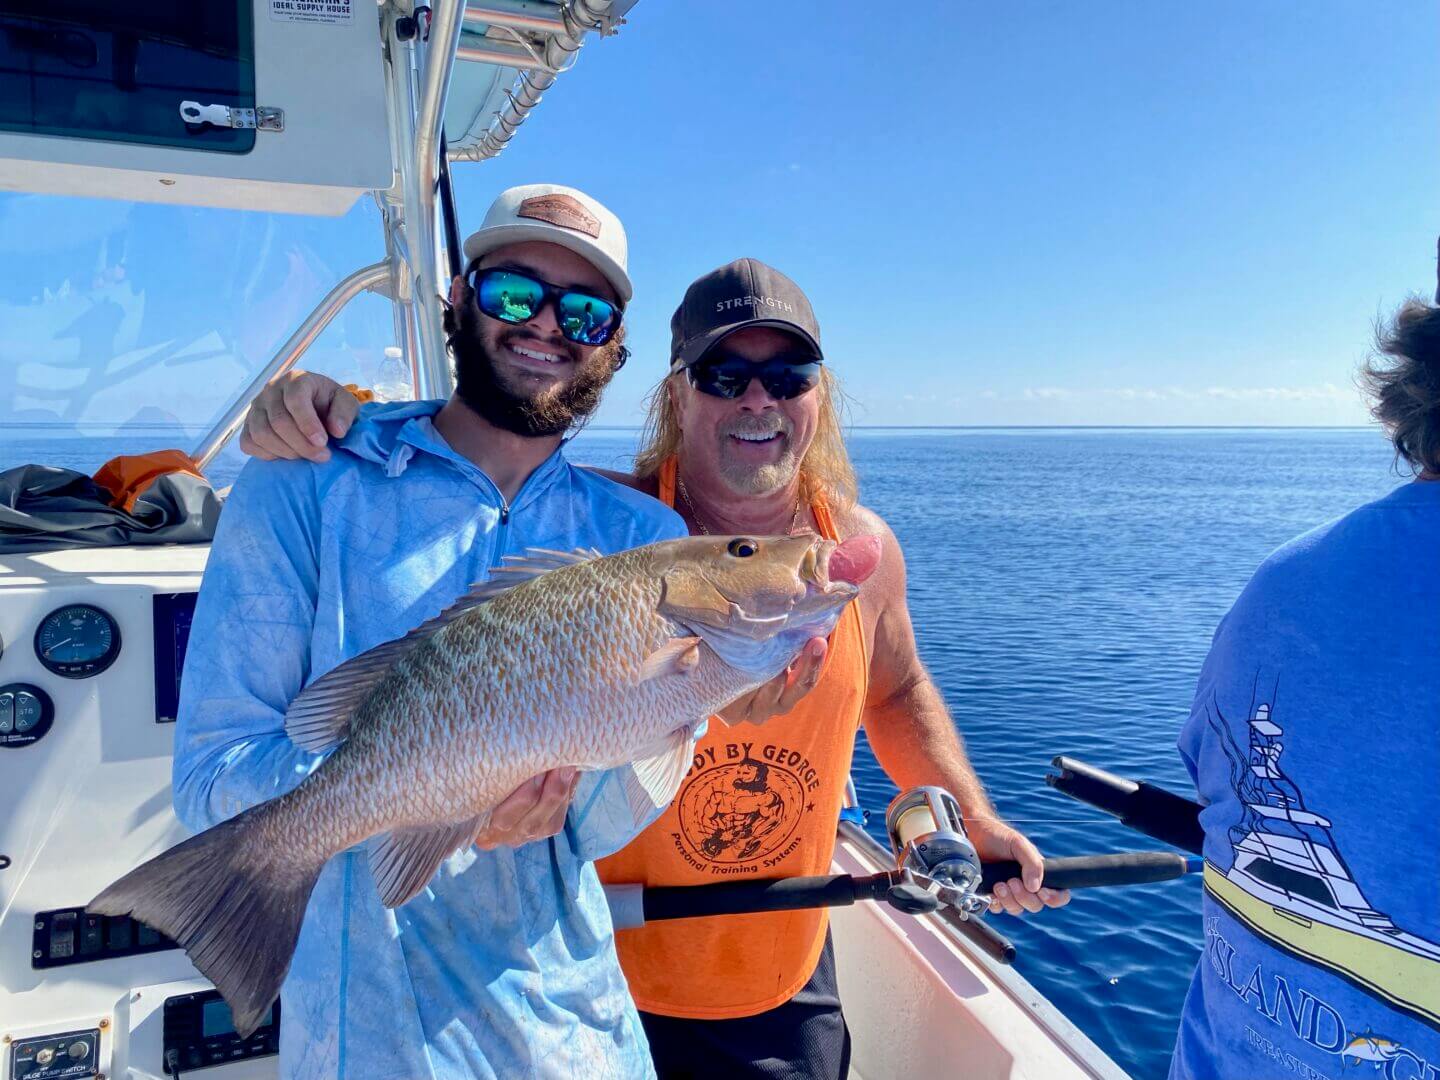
{"left": 676, "top": 476, "right": 803, "bottom": 537}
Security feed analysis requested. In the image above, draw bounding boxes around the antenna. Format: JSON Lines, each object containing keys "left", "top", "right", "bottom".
{"left": 439, "top": 133, "right": 463, "bottom": 283}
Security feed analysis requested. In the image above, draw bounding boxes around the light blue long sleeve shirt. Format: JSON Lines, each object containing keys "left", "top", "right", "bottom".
{"left": 172, "top": 400, "right": 687, "bottom": 1080}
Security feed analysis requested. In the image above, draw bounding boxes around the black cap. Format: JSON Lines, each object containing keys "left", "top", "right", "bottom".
{"left": 669, "top": 258, "right": 822, "bottom": 371}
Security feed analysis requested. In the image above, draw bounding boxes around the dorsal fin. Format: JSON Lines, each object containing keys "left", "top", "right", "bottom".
{"left": 494, "top": 546, "right": 603, "bottom": 577}
{"left": 283, "top": 548, "right": 603, "bottom": 752}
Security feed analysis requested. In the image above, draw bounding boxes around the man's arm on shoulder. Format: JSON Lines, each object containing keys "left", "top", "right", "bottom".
{"left": 172, "top": 458, "right": 328, "bottom": 832}
{"left": 853, "top": 506, "right": 1069, "bottom": 916}
{"left": 240, "top": 371, "right": 359, "bottom": 463}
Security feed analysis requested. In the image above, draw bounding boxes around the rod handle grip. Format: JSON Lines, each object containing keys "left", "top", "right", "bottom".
{"left": 979, "top": 851, "right": 1194, "bottom": 892}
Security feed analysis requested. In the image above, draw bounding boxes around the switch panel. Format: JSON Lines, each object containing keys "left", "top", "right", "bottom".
{"left": 0, "top": 684, "right": 52, "bottom": 748}
{"left": 32, "top": 907, "right": 176, "bottom": 969}
{"left": 7, "top": 1027, "right": 100, "bottom": 1079}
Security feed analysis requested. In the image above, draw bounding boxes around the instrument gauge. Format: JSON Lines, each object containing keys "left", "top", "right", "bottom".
{"left": 34, "top": 604, "right": 122, "bottom": 678}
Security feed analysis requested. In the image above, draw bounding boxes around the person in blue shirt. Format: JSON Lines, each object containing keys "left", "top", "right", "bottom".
{"left": 1171, "top": 297, "right": 1440, "bottom": 1080}
{"left": 174, "top": 184, "right": 692, "bottom": 1080}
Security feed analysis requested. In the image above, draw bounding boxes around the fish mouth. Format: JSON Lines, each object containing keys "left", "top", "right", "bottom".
{"left": 802, "top": 535, "right": 882, "bottom": 595}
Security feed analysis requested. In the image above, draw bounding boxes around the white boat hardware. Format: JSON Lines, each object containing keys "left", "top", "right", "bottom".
{"left": 178, "top": 102, "right": 286, "bottom": 133}
{"left": 455, "top": 35, "right": 555, "bottom": 71}
{"left": 464, "top": 0, "right": 570, "bottom": 35}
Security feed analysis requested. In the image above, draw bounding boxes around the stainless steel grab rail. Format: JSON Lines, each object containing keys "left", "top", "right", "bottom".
{"left": 191, "top": 261, "right": 392, "bottom": 472}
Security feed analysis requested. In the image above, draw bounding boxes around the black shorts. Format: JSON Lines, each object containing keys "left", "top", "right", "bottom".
{"left": 638, "top": 932, "right": 851, "bottom": 1080}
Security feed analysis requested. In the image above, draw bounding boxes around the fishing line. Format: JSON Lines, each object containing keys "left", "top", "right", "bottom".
{"left": 961, "top": 816, "right": 1123, "bottom": 825}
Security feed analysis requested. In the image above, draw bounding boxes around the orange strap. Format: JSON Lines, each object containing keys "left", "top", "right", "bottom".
{"left": 657, "top": 455, "right": 679, "bottom": 506}
{"left": 93, "top": 450, "right": 207, "bottom": 514}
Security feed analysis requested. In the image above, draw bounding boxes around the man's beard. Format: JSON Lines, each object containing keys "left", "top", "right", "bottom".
{"left": 447, "top": 300, "right": 619, "bottom": 438}
{"left": 716, "top": 414, "right": 801, "bottom": 494}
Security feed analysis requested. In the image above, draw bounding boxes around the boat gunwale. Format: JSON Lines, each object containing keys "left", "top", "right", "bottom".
{"left": 835, "top": 818, "right": 1132, "bottom": 1080}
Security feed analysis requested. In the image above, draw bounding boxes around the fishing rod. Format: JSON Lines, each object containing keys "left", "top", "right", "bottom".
{"left": 605, "top": 786, "right": 1204, "bottom": 966}
{"left": 1047, "top": 756, "right": 1205, "bottom": 856}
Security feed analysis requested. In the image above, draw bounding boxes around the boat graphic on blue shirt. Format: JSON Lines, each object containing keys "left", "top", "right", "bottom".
{"left": 1171, "top": 480, "right": 1440, "bottom": 1080}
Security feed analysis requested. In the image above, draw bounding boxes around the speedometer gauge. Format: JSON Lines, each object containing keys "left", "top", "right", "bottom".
{"left": 34, "top": 604, "right": 122, "bottom": 678}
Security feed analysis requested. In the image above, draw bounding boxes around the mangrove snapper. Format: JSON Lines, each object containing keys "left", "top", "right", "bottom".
{"left": 90, "top": 532, "right": 882, "bottom": 1035}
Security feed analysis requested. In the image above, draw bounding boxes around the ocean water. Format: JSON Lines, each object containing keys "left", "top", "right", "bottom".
{"left": 0, "top": 425, "right": 1403, "bottom": 1078}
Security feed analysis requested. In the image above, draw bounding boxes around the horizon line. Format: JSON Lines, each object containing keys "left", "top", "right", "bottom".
{"left": 0, "top": 421, "right": 1378, "bottom": 434}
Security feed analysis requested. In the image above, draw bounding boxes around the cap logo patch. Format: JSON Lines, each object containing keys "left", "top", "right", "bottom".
{"left": 715, "top": 295, "right": 796, "bottom": 314}
{"left": 516, "top": 194, "right": 602, "bottom": 238}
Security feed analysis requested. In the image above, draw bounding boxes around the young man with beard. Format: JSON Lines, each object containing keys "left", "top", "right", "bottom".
{"left": 173, "top": 184, "right": 697, "bottom": 1079}
{"left": 244, "top": 258, "right": 1069, "bottom": 1079}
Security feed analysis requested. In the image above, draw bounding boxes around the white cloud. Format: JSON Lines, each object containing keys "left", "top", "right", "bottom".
{"left": 1203, "top": 383, "right": 1349, "bottom": 402}
{"left": 844, "top": 380, "right": 1370, "bottom": 427}
{"left": 1003, "top": 384, "right": 1353, "bottom": 404}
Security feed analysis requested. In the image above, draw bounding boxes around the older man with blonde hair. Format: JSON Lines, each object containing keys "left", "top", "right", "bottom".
{"left": 242, "top": 256, "right": 1067, "bottom": 1079}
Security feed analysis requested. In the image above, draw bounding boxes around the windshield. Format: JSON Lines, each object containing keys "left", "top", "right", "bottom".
{"left": 0, "top": 192, "right": 398, "bottom": 486}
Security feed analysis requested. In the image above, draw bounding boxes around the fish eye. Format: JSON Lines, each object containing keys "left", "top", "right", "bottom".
{"left": 727, "top": 538, "right": 759, "bottom": 558}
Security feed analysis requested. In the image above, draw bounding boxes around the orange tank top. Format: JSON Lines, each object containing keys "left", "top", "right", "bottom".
{"left": 596, "top": 457, "right": 870, "bottom": 1019}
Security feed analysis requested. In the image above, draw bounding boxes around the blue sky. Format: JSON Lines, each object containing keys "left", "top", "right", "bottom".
{"left": 1, "top": 1, "right": 1436, "bottom": 430}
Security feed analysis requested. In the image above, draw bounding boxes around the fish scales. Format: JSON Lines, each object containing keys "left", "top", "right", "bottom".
{"left": 304, "top": 554, "right": 695, "bottom": 840}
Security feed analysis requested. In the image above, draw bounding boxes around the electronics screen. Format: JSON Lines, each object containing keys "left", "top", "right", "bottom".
{"left": 164, "top": 989, "right": 279, "bottom": 1072}
{"left": 152, "top": 592, "right": 198, "bottom": 724}
{"left": 200, "top": 998, "right": 273, "bottom": 1038}
{"left": 203, "top": 999, "right": 231, "bottom": 1038}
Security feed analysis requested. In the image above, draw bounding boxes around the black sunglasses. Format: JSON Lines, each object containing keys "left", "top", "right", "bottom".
{"left": 686, "top": 352, "right": 823, "bottom": 401}
{"left": 467, "top": 265, "right": 623, "bottom": 346}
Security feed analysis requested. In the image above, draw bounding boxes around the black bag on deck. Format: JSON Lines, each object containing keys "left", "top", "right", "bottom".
{"left": 0, "top": 463, "right": 220, "bottom": 553}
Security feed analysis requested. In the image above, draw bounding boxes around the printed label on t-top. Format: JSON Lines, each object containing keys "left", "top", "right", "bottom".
{"left": 270, "top": 0, "right": 353, "bottom": 24}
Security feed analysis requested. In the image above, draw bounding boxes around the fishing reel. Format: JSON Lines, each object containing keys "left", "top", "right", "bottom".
{"left": 884, "top": 787, "right": 989, "bottom": 918}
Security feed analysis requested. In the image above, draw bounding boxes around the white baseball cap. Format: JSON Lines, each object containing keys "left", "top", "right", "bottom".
{"left": 461, "top": 183, "right": 632, "bottom": 304}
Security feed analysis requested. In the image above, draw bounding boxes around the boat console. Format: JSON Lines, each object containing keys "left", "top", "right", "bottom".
{"left": 0, "top": 545, "right": 279, "bottom": 1080}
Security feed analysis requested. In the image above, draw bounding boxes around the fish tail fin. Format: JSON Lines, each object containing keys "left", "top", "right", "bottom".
{"left": 89, "top": 803, "right": 322, "bottom": 1037}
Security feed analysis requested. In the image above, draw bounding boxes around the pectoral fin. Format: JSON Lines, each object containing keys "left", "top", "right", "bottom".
{"left": 368, "top": 815, "right": 487, "bottom": 908}
{"left": 639, "top": 637, "right": 703, "bottom": 682}
{"left": 621, "top": 726, "right": 697, "bottom": 823}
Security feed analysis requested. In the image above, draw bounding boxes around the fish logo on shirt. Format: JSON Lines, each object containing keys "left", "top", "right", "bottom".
{"left": 1341, "top": 1032, "right": 1404, "bottom": 1066}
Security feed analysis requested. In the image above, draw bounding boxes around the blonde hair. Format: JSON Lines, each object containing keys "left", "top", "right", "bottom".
{"left": 634, "top": 367, "right": 858, "bottom": 510}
